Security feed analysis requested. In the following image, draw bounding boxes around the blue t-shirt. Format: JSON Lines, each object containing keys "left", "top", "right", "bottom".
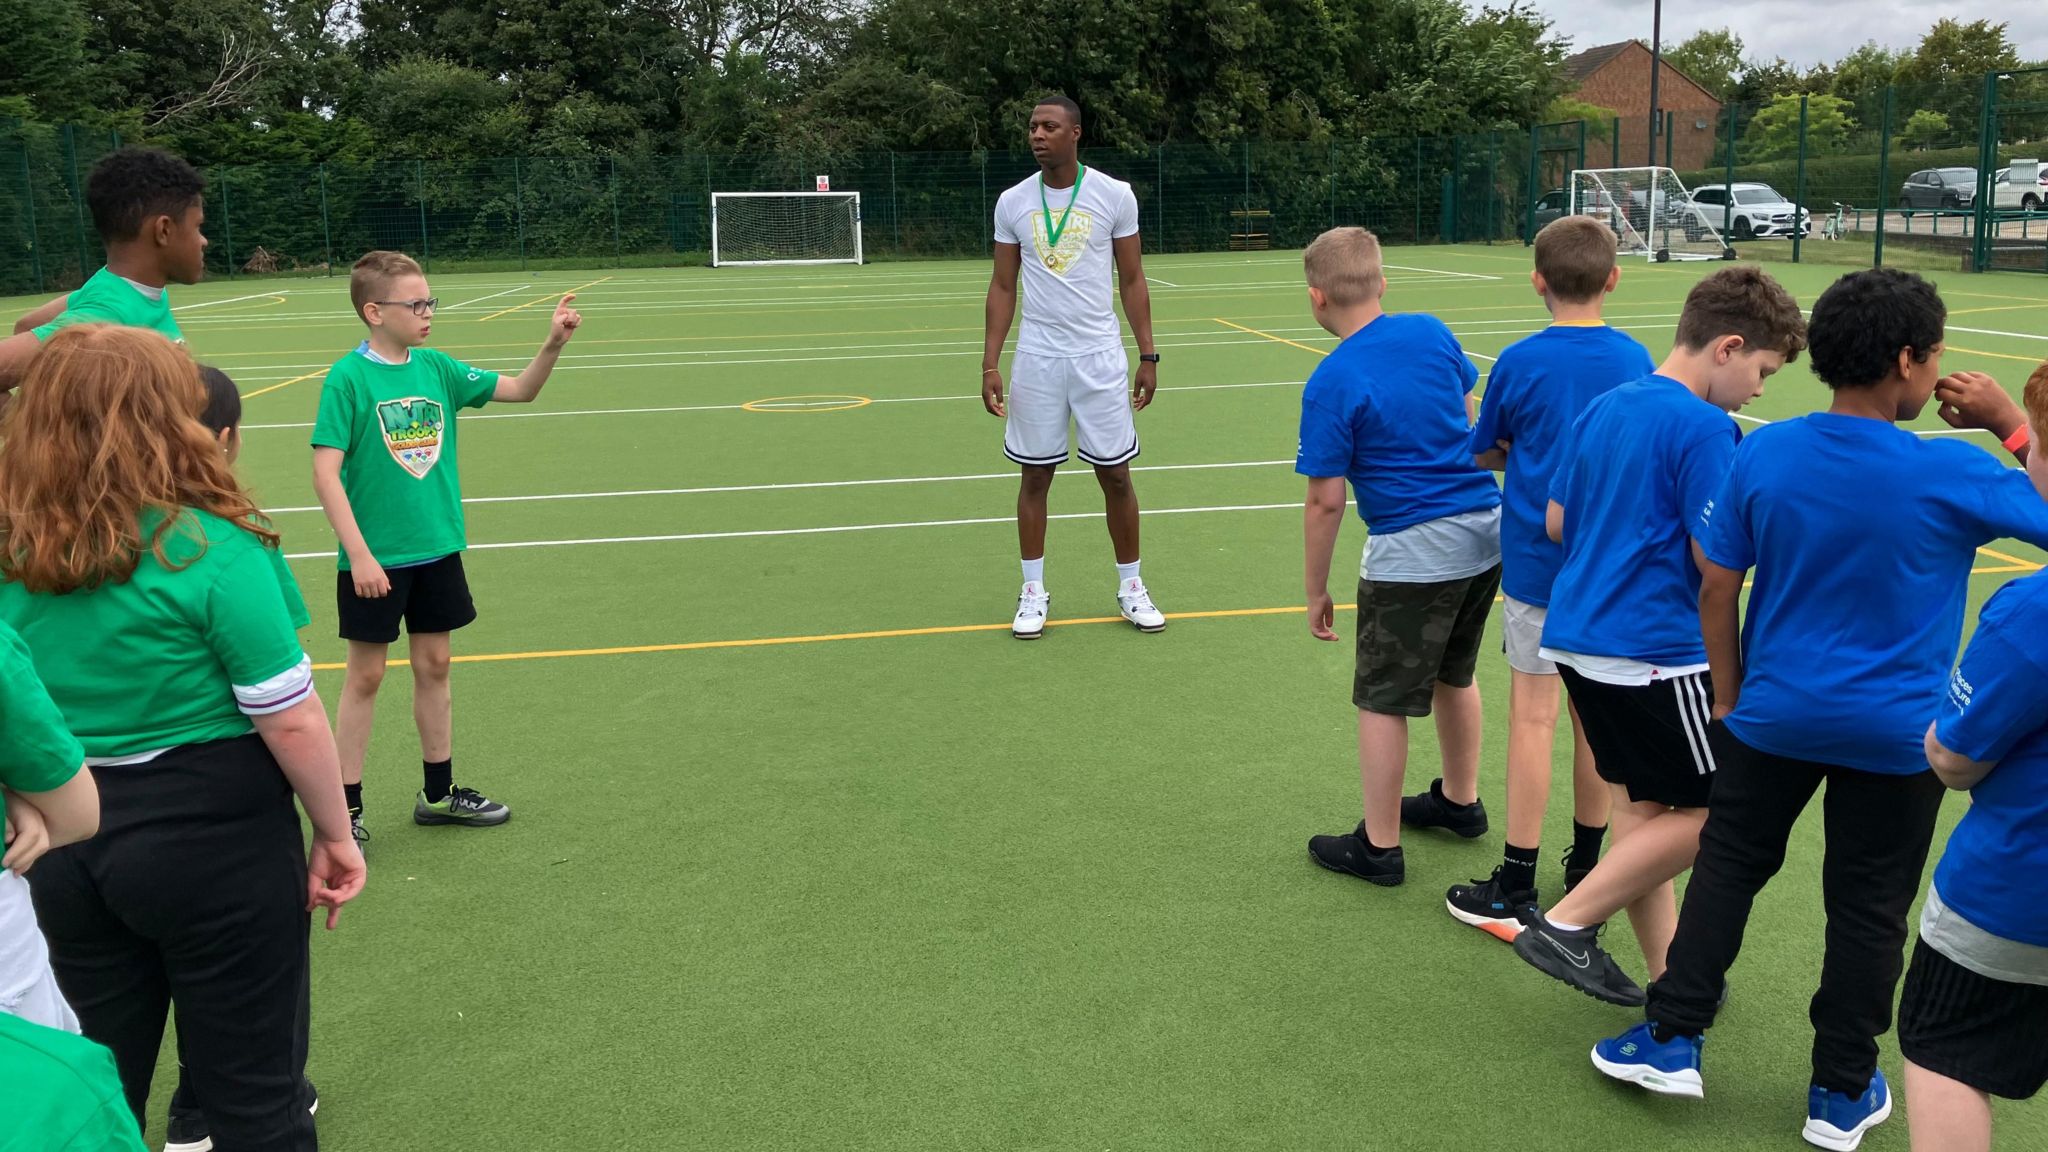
{"left": 1469, "top": 325, "right": 1655, "bottom": 607}
{"left": 1702, "top": 414, "right": 2048, "bottom": 774}
{"left": 1543, "top": 375, "right": 1738, "bottom": 664}
{"left": 1296, "top": 313, "right": 1500, "bottom": 533}
{"left": 1932, "top": 571, "right": 2048, "bottom": 947}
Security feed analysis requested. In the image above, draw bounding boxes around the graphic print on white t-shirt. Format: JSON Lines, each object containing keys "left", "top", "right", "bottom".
{"left": 994, "top": 169, "right": 1140, "bottom": 358}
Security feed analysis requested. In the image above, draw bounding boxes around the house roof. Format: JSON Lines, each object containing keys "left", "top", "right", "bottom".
{"left": 1565, "top": 41, "right": 1722, "bottom": 106}
{"left": 1565, "top": 42, "right": 1633, "bottom": 85}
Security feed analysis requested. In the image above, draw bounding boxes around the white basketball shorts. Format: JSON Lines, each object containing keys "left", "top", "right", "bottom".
{"left": 1003, "top": 348, "right": 1140, "bottom": 468}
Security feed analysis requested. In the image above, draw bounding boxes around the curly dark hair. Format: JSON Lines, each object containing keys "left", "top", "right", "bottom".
{"left": 1806, "top": 268, "right": 1946, "bottom": 390}
{"left": 86, "top": 148, "right": 206, "bottom": 242}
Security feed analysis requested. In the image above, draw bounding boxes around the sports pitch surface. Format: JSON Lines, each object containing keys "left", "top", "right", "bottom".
{"left": 7, "top": 244, "right": 2046, "bottom": 1149}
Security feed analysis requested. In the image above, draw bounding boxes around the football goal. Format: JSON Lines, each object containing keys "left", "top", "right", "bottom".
{"left": 1568, "top": 168, "right": 1734, "bottom": 262}
{"left": 710, "top": 191, "right": 863, "bottom": 267}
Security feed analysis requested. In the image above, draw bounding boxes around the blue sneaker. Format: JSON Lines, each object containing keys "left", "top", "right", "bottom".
{"left": 1590, "top": 1022, "right": 1704, "bottom": 1098}
{"left": 1802, "top": 1069, "right": 1891, "bottom": 1150}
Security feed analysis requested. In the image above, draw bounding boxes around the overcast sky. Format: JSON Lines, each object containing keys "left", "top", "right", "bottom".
{"left": 1534, "top": 3, "right": 2048, "bottom": 70}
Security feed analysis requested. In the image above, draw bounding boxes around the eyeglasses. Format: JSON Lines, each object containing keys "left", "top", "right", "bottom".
{"left": 373, "top": 297, "right": 438, "bottom": 317}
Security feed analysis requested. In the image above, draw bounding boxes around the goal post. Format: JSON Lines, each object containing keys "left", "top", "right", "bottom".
{"left": 710, "top": 191, "right": 863, "bottom": 267}
{"left": 1568, "top": 167, "right": 1734, "bottom": 262}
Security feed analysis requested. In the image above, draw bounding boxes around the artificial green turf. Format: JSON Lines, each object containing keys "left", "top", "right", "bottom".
{"left": 7, "top": 244, "right": 2048, "bottom": 1149}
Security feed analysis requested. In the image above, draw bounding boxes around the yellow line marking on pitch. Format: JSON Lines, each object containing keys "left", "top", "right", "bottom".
{"left": 242, "top": 370, "right": 325, "bottom": 400}
{"left": 480, "top": 275, "right": 613, "bottom": 322}
{"left": 1950, "top": 303, "right": 2047, "bottom": 318}
{"left": 309, "top": 604, "right": 1337, "bottom": 671}
{"left": 1949, "top": 345, "right": 2045, "bottom": 365}
{"left": 1212, "top": 318, "right": 1328, "bottom": 356}
{"left": 1978, "top": 546, "right": 2044, "bottom": 570}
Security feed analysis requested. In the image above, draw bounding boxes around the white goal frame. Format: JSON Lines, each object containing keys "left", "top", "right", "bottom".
{"left": 710, "top": 191, "right": 863, "bottom": 267}
{"left": 1568, "top": 167, "right": 1734, "bottom": 262}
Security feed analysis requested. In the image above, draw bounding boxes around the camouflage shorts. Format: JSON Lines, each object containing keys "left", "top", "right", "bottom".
{"left": 1353, "top": 565, "right": 1502, "bottom": 716}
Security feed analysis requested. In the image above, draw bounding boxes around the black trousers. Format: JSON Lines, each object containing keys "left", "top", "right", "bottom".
{"left": 29, "top": 735, "right": 317, "bottom": 1151}
{"left": 1645, "top": 726, "right": 1946, "bottom": 1093}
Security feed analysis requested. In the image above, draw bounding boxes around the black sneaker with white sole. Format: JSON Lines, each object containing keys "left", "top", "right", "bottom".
{"left": 1445, "top": 867, "right": 1538, "bottom": 942}
{"left": 1399, "top": 778, "right": 1489, "bottom": 839}
{"left": 1511, "top": 912, "right": 1645, "bottom": 1006}
{"left": 1307, "top": 822, "right": 1405, "bottom": 887}
{"left": 163, "top": 1078, "right": 317, "bottom": 1152}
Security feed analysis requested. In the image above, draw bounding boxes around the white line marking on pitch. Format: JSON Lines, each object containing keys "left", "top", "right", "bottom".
{"left": 448, "top": 285, "right": 530, "bottom": 310}
{"left": 174, "top": 291, "right": 287, "bottom": 311}
{"left": 261, "top": 459, "right": 1296, "bottom": 515}
{"left": 282, "top": 499, "right": 1328, "bottom": 560}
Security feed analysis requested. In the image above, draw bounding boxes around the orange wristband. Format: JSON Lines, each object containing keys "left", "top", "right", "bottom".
{"left": 2005, "top": 424, "right": 2032, "bottom": 455}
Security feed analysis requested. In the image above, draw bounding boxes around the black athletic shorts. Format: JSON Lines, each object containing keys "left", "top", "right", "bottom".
{"left": 335, "top": 553, "right": 477, "bottom": 644}
{"left": 1899, "top": 935, "right": 2048, "bottom": 1100}
{"left": 1556, "top": 666, "right": 1718, "bottom": 808}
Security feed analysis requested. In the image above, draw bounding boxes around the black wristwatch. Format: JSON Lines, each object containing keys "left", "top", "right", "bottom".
{"left": 1139, "top": 353, "right": 1160, "bottom": 363}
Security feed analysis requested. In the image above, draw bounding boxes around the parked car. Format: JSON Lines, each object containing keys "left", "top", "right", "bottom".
{"left": 1994, "top": 162, "right": 2048, "bottom": 211}
{"left": 1524, "top": 187, "right": 1623, "bottom": 238}
{"left": 1898, "top": 167, "right": 1978, "bottom": 214}
{"left": 1688, "top": 183, "right": 1811, "bottom": 240}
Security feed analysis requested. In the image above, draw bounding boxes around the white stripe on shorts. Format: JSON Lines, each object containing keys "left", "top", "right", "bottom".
{"left": 1673, "top": 674, "right": 1717, "bottom": 777}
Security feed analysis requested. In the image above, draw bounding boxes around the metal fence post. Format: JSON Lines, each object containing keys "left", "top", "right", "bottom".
{"left": 1156, "top": 144, "right": 1165, "bottom": 249}
{"left": 1792, "top": 95, "right": 1808, "bottom": 263}
{"left": 20, "top": 144, "right": 42, "bottom": 293}
{"left": 1974, "top": 70, "right": 1999, "bottom": 271}
{"left": 1610, "top": 118, "right": 1620, "bottom": 169}
{"left": 1576, "top": 119, "right": 1586, "bottom": 174}
{"left": 610, "top": 156, "right": 622, "bottom": 267}
{"left": 1875, "top": 87, "right": 1892, "bottom": 268}
{"left": 1723, "top": 106, "right": 1737, "bottom": 240}
{"left": 1486, "top": 133, "right": 1499, "bottom": 242}
{"left": 889, "top": 151, "right": 901, "bottom": 255}
{"left": 1524, "top": 124, "right": 1541, "bottom": 245}
{"left": 1664, "top": 110, "right": 1675, "bottom": 169}
{"left": 63, "top": 124, "right": 87, "bottom": 281}
{"left": 318, "top": 164, "right": 333, "bottom": 275}
{"left": 1329, "top": 141, "right": 1338, "bottom": 228}
{"left": 416, "top": 160, "right": 430, "bottom": 270}
{"left": 1413, "top": 138, "right": 1423, "bottom": 242}
{"left": 219, "top": 168, "right": 235, "bottom": 277}
{"left": 513, "top": 156, "right": 527, "bottom": 270}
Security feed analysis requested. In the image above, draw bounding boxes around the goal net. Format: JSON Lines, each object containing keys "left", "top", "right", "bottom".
{"left": 710, "top": 192, "right": 863, "bottom": 266}
{"left": 1568, "top": 168, "right": 1733, "bottom": 262}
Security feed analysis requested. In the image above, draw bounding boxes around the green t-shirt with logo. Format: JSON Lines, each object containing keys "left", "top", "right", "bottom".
{"left": 0, "top": 620, "right": 83, "bottom": 793}
{"left": 0, "top": 509, "right": 311, "bottom": 761}
{"left": 31, "top": 267, "right": 183, "bottom": 345}
{"left": 0, "top": 1011, "right": 146, "bottom": 1152}
{"left": 310, "top": 348, "right": 499, "bottom": 571}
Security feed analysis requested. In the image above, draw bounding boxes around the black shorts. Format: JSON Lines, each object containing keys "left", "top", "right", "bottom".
{"left": 1352, "top": 565, "right": 1500, "bottom": 716}
{"left": 1557, "top": 666, "right": 1718, "bottom": 808}
{"left": 335, "top": 553, "right": 477, "bottom": 644}
{"left": 1899, "top": 935, "right": 2048, "bottom": 1100}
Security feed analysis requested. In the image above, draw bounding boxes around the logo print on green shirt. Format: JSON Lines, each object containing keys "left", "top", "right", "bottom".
{"left": 377, "top": 396, "right": 445, "bottom": 479}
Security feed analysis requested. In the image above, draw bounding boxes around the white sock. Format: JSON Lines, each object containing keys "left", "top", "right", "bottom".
{"left": 1022, "top": 557, "right": 1045, "bottom": 588}
{"left": 1116, "top": 559, "right": 1141, "bottom": 587}
{"left": 1547, "top": 917, "right": 1586, "bottom": 932}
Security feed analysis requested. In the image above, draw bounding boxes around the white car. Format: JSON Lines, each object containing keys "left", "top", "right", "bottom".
{"left": 1994, "top": 162, "right": 2048, "bottom": 211}
{"left": 1688, "top": 183, "right": 1811, "bottom": 240}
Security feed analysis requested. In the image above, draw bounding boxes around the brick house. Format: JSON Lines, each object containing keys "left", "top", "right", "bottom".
{"left": 1566, "top": 41, "right": 1723, "bottom": 172}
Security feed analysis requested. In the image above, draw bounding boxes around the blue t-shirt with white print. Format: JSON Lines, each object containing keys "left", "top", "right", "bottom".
{"left": 1702, "top": 414, "right": 2048, "bottom": 774}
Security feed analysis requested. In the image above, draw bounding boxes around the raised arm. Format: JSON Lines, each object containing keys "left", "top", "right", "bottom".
{"left": 982, "top": 242, "right": 1022, "bottom": 417}
{"left": 1113, "top": 233, "right": 1157, "bottom": 410}
{"left": 492, "top": 295, "right": 581, "bottom": 403}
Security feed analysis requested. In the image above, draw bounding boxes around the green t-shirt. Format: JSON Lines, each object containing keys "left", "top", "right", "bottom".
{"left": 0, "top": 620, "right": 83, "bottom": 793}
{"left": 0, "top": 510, "right": 311, "bottom": 761}
{"left": 31, "top": 267, "right": 183, "bottom": 345}
{"left": 0, "top": 1011, "right": 146, "bottom": 1152}
{"left": 310, "top": 347, "right": 498, "bottom": 571}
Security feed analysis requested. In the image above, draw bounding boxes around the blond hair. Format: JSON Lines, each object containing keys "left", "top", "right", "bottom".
{"left": 1303, "top": 227, "right": 1384, "bottom": 307}
{"left": 350, "top": 250, "right": 425, "bottom": 322}
{"left": 1533, "top": 216, "right": 1619, "bottom": 303}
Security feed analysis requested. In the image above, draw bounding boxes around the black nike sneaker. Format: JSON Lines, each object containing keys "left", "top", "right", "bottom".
{"left": 1512, "top": 911, "right": 1646, "bottom": 1006}
{"left": 1445, "top": 866, "right": 1538, "bottom": 942}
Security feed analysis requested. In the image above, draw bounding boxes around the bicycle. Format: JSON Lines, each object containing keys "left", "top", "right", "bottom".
{"left": 1821, "top": 202, "right": 1848, "bottom": 241}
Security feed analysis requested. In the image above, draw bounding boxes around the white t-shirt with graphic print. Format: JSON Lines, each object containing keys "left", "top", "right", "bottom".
{"left": 994, "top": 168, "right": 1140, "bottom": 358}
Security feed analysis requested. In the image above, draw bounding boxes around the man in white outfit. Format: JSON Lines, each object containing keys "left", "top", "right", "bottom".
{"left": 981, "top": 94, "right": 1164, "bottom": 639}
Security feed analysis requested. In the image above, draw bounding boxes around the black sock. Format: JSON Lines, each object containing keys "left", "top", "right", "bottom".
{"left": 1571, "top": 820, "right": 1608, "bottom": 865}
{"left": 423, "top": 760, "right": 452, "bottom": 803}
{"left": 1434, "top": 778, "right": 1477, "bottom": 810}
{"left": 1501, "top": 842, "right": 1540, "bottom": 894}
{"left": 343, "top": 783, "right": 363, "bottom": 814}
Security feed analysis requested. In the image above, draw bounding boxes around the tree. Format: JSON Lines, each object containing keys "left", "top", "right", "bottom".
{"left": 1828, "top": 42, "right": 1900, "bottom": 129}
{"left": 0, "top": 0, "right": 92, "bottom": 121}
{"left": 1899, "top": 109, "right": 1951, "bottom": 151}
{"left": 1740, "top": 92, "right": 1856, "bottom": 162}
{"left": 1661, "top": 28, "right": 1742, "bottom": 101}
{"left": 1894, "top": 19, "right": 2020, "bottom": 123}
{"left": 1730, "top": 56, "right": 1802, "bottom": 106}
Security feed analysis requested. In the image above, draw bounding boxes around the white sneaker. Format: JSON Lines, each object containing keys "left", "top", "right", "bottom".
{"left": 1013, "top": 582, "right": 1050, "bottom": 639}
{"left": 1117, "top": 579, "right": 1166, "bottom": 632}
